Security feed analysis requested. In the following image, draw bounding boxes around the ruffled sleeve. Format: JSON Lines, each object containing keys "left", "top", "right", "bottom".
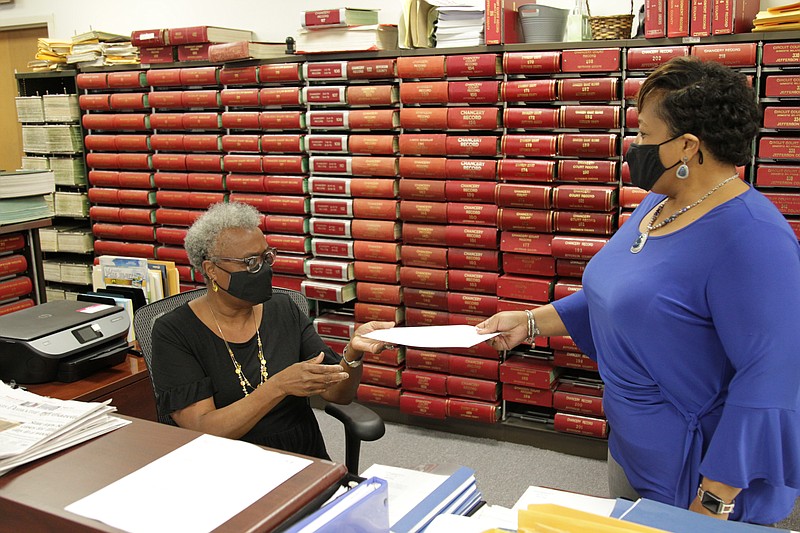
{"left": 700, "top": 216, "right": 800, "bottom": 492}
{"left": 551, "top": 289, "right": 597, "bottom": 359}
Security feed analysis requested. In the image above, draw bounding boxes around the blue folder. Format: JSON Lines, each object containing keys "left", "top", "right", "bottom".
{"left": 391, "top": 466, "right": 477, "bottom": 533}
{"left": 284, "top": 476, "right": 389, "bottom": 533}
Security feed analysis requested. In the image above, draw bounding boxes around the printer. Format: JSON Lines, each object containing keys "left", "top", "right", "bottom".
{"left": 0, "top": 300, "right": 130, "bottom": 384}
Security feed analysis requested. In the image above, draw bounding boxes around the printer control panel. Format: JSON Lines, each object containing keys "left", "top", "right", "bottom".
{"left": 72, "top": 324, "right": 104, "bottom": 344}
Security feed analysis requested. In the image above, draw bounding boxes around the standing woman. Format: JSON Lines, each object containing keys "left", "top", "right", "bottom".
{"left": 478, "top": 57, "right": 800, "bottom": 524}
{"left": 151, "top": 201, "right": 393, "bottom": 459}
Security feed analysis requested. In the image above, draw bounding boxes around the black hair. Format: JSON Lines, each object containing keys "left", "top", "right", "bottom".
{"left": 637, "top": 56, "right": 760, "bottom": 166}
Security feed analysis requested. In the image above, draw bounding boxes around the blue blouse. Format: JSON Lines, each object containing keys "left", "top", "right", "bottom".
{"left": 552, "top": 186, "right": 800, "bottom": 524}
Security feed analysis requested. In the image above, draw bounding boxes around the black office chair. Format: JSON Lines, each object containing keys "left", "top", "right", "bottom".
{"left": 133, "top": 286, "right": 385, "bottom": 474}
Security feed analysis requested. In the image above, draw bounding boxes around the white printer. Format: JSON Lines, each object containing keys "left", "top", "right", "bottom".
{"left": 0, "top": 300, "right": 130, "bottom": 384}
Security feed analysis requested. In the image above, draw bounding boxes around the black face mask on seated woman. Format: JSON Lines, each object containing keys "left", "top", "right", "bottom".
{"left": 624, "top": 135, "right": 683, "bottom": 191}
{"left": 214, "top": 263, "right": 274, "bottom": 304}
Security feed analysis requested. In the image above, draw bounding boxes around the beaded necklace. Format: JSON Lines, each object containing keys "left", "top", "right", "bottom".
{"left": 207, "top": 302, "right": 268, "bottom": 396}
{"left": 630, "top": 174, "right": 739, "bottom": 254}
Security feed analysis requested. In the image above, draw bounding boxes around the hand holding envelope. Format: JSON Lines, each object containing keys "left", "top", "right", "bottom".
{"left": 362, "top": 324, "right": 500, "bottom": 349}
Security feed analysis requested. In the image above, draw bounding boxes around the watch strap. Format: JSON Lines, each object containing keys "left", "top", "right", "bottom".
{"left": 342, "top": 345, "right": 363, "bottom": 367}
{"left": 697, "top": 485, "right": 735, "bottom": 515}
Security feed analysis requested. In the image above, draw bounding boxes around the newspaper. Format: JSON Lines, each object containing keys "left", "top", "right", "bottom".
{"left": 0, "top": 381, "right": 130, "bottom": 476}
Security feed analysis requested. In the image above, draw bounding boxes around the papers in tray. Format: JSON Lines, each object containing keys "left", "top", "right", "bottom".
{"left": 362, "top": 324, "right": 499, "bottom": 349}
{"left": 0, "top": 381, "right": 129, "bottom": 476}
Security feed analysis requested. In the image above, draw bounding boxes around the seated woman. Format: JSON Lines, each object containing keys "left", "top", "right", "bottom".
{"left": 151, "top": 201, "right": 393, "bottom": 459}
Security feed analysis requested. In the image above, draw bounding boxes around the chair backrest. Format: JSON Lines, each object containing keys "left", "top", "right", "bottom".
{"left": 133, "top": 287, "right": 310, "bottom": 424}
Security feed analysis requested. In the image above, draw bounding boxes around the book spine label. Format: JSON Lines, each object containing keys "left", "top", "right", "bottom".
{"left": 763, "top": 107, "right": 800, "bottom": 129}
{"left": 446, "top": 53, "right": 500, "bottom": 77}
{"left": 400, "top": 200, "right": 448, "bottom": 223}
{"left": 219, "top": 66, "right": 259, "bottom": 85}
{"left": 759, "top": 137, "right": 800, "bottom": 160}
{"left": 448, "top": 248, "right": 498, "bottom": 271}
{"left": 304, "top": 61, "right": 347, "bottom": 80}
{"left": 561, "top": 105, "right": 620, "bottom": 129}
{"left": 445, "top": 181, "right": 497, "bottom": 203}
{"left": 553, "top": 390, "right": 605, "bottom": 417}
{"left": 501, "top": 135, "right": 558, "bottom": 157}
{"left": 447, "top": 398, "right": 500, "bottom": 423}
{"left": 497, "top": 275, "right": 552, "bottom": 303}
{"left": 447, "top": 202, "right": 498, "bottom": 226}
{"left": 691, "top": 43, "right": 757, "bottom": 67}
{"left": 447, "top": 375, "right": 498, "bottom": 401}
{"left": 351, "top": 219, "right": 400, "bottom": 241}
{"left": 550, "top": 236, "right": 609, "bottom": 259}
{"left": 402, "top": 222, "right": 447, "bottom": 245}
{"left": 401, "top": 245, "right": 448, "bottom": 269}
{"left": 445, "top": 225, "right": 497, "bottom": 249}
{"left": 347, "top": 85, "right": 398, "bottom": 106}
{"left": 305, "top": 86, "right": 347, "bottom": 105}
{"left": 405, "top": 307, "right": 450, "bottom": 326}
{"left": 403, "top": 370, "right": 448, "bottom": 396}
{"left": 553, "top": 185, "right": 617, "bottom": 211}
{"left": 310, "top": 218, "right": 351, "bottom": 237}
{"left": 400, "top": 266, "right": 448, "bottom": 290}
{"left": 561, "top": 48, "right": 621, "bottom": 73}
{"left": 310, "top": 156, "right": 352, "bottom": 175}
{"left": 306, "top": 259, "right": 353, "bottom": 281}
{"left": 148, "top": 91, "right": 183, "bottom": 109}
{"left": 309, "top": 176, "right": 351, "bottom": 196}
{"left": 396, "top": 56, "right": 446, "bottom": 79}
{"left": 447, "top": 292, "right": 497, "bottom": 316}
{"left": 357, "top": 384, "right": 402, "bottom": 407}
{"left": 626, "top": 46, "right": 690, "bottom": 70}
{"left": 559, "top": 134, "right": 617, "bottom": 158}
{"left": 446, "top": 135, "right": 498, "bottom": 157}
{"left": 349, "top": 135, "right": 398, "bottom": 156}
{"left": 766, "top": 76, "right": 800, "bottom": 98}
{"left": 347, "top": 58, "right": 397, "bottom": 79}
{"left": 354, "top": 302, "right": 404, "bottom": 323}
{"left": 77, "top": 73, "right": 109, "bottom": 89}
{"left": 399, "top": 392, "right": 447, "bottom": 419}
{"left": 558, "top": 160, "right": 618, "bottom": 183}
{"left": 448, "top": 269, "right": 499, "bottom": 294}
{"left": 554, "top": 413, "right": 608, "bottom": 438}
{"left": 498, "top": 208, "right": 554, "bottom": 232}
{"left": 503, "top": 108, "right": 559, "bottom": 130}
{"left": 504, "top": 252, "right": 556, "bottom": 277}
{"left": 360, "top": 363, "right": 403, "bottom": 388}
{"left": 311, "top": 198, "right": 353, "bottom": 217}
{"left": 265, "top": 215, "right": 308, "bottom": 234}
{"left": 401, "top": 108, "right": 449, "bottom": 130}
{"left": 502, "top": 51, "right": 561, "bottom": 75}
{"left": 259, "top": 63, "right": 302, "bottom": 83}
{"left": 353, "top": 198, "right": 399, "bottom": 220}
{"left": 312, "top": 238, "right": 354, "bottom": 258}
{"left": 495, "top": 184, "right": 552, "bottom": 209}
{"left": 403, "top": 287, "right": 449, "bottom": 310}
{"left": 350, "top": 178, "right": 398, "bottom": 198}
{"left": 399, "top": 81, "right": 450, "bottom": 104}
{"left": 354, "top": 261, "right": 400, "bottom": 282}
{"left": 306, "top": 134, "right": 347, "bottom": 153}
{"left": 349, "top": 110, "right": 398, "bottom": 130}
{"left": 399, "top": 157, "right": 448, "bottom": 179}
{"left": 260, "top": 87, "right": 303, "bottom": 106}
{"left": 304, "top": 9, "right": 344, "bottom": 27}
{"left": 447, "top": 107, "right": 501, "bottom": 130}
{"left": 497, "top": 159, "right": 556, "bottom": 182}
{"left": 690, "top": 0, "right": 712, "bottom": 36}
{"left": 351, "top": 156, "right": 399, "bottom": 178}
{"left": 315, "top": 317, "right": 355, "bottom": 339}
{"left": 272, "top": 255, "right": 307, "bottom": 275}
{"left": 503, "top": 383, "right": 554, "bottom": 408}
{"left": 501, "top": 79, "right": 557, "bottom": 102}
{"left": 353, "top": 240, "right": 400, "bottom": 262}
{"left": 448, "top": 81, "right": 500, "bottom": 104}
{"left": 763, "top": 43, "right": 800, "bottom": 66}
{"left": 406, "top": 348, "right": 450, "bottom": 372}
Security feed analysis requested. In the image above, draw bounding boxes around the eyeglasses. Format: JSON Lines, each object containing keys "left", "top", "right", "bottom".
{"left": 210, "top": 248, "right": 277, "bottom": 273}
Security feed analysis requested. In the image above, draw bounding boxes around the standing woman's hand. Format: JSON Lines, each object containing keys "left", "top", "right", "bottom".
{"left": 476, "top": 311, "right": 529, "bottom": 351}
{"left": 350, "top": 321, "right": 396, "bottom": 355}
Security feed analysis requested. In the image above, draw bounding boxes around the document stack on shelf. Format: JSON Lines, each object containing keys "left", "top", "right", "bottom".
{"left": 67, "top": 30, "right": 135, "bottom": 68}
{"left": 28, "top": 38, "right": 71, "bottom": 71}
{"left": 0, "top": 170, "right": 55, "bottom": 225}
{"left": 296, "top": 7, "right": 398, "bottom": 53}
{"left": 432, "top": 2, "right": 485, "bottom": 48}
{"left": 360, "top": 463, "right": 482, "bottom": 532}
{"left": 0, "top": 381, "right": 129, "bottom": 476}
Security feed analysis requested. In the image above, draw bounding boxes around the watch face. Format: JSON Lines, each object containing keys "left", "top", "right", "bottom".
{"left": 701, "top": 491, "right": 724, "bottom": 514}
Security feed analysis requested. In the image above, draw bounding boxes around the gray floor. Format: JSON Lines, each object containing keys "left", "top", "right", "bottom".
{"left": 314, "top": 408, "right": 800, "bottom": 529}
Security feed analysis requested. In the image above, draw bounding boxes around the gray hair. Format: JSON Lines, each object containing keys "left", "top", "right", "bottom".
{"left": 185, "top": 202, "right": 261, "bottom": 279}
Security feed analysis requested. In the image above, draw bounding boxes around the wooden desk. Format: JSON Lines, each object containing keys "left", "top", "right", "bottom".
{"left": 26, "top": 353, "right": 158, "bottom": 422}
{"left": 0, "top": 417, "right": 348, "bottom": 532}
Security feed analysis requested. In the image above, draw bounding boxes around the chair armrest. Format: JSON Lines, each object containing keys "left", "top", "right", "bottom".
{"left": 324, "top": 402, "right": 385, "bottom": 442}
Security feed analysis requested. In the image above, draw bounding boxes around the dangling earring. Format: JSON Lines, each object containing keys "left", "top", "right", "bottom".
{"left": 211, "top": 279, "right": 219, "bottom": 292}
{"left": 676, "top": 156, "right": 690, "bottom": 179}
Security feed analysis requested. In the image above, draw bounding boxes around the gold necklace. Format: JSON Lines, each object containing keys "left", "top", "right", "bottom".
{"left": 207, "top": 302, "right": 268, "bottom": 396}
{"left": 630, "top": 174, "right": 739, "bottom": 254}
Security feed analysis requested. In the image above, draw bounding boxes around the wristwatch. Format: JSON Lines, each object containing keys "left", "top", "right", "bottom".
{"left": 341, "top": 345, "right": 364, "bottom": 368}
{"left": 697, "top": 485, "right": 735, "bottom": 515}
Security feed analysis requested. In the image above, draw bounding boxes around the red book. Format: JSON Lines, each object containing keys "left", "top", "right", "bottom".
{"left": 448, "top": 248, "right": 498, "bottom": 271}
{"left": 554, "top": 381, "right": 604, "bottom": 417}
{"left": 131, "top": 29, "right": 167, "bottom": 47}
{"left": 221, "top": 134, "right": 259, "bottom": 153}
{"left": 553, "top": 349, "right": 598, "bottom": 371}
{"left": 561, "top": 48, "right": 621, "bottom": 73}
{"left": 350, "top": 178, "right": 398, "bottom": 198}
{"left": 445, "top": 181, "right": 496, "bottom": 203}
{"left": 304, "top": 86, "right": 346, "bottom": 105}
{"left": 402, "top": 222, "right": 446, "bottom": 245}
{"left": 225, "top": 174, "right": 264, "bottom": 192}
{"left": 759, "top": 137, "right": 800, "bottom": 160}
{"left": 273, "top": 255, "right": 308, "bottom": 276}
{"left": 554, "top": 413, "right": 608, "bottom": 438}
{"left": 503, "top": 108, "right": 559, "bottom": 130}
{"left": 763, "top": 43, "right": 800, "bottom": 66}
{"left": 559, "top": 134, "right": 617, "bottom": 158}
{"left": 182, "top": 112, "right": 221, "bottom": 130}
{"left": 0, "top": 299, "right": 35, "bottom": 317}
{"left": 148, "top": 91, "right": 183, "bottom": 109}
{"left": 149, "top": 113, "right": 185, "bottom": 131}
{"left": 447, "top": 202, "right": 498, "bottom": 226}
{"left": 354, "top": 302, "right": 404, "bottom": 324}
{"left": 0, "top": 234, "right": 25, "bottom": 254}
{"left": 497, "top": 159, "right": 556, "bottom": 182}
{"left": 0, "top": 255, "right": 28, "bottom": 277}
{"left": 349, "top": 135, "right": 398, "bottom": 156}
{"left": 76, "top": 73, "right": 108, "bottom": 89}
{"left": 763, "top": 192, "right": 800, "bottom": 215}
{"left": 447, "top": 398, "right": 501, "bottom": 423}
{"left": 85, "top": 134, "right": 117, "bottom": 151}
{"left": 156, "top": 227, "right": 189, "bottom": 246}
{"left": 448, "top": 81, "right": 500, "bottom": 104}
{"left": 500, "top": 355, "right": 561, "bottom": 389}
{"left": 115, "top": 135, "right": 151, "bottom": 152}
{"left": 222, "top": 154, "right": 262, "bottom": 173}
{"left": 139, "top": 45, "right": 177, "bottom": 64}
{"left": 272, "top": 274, "right": 304, "bottom": 292}
{"left": 405, "top": 307, "right": 449, "bottom": 326}
{"left": 266, "top": 195, "right": 311, "bottom": 215}
{"left": 311, "top": 198, "right": 353, "bottom": 218}
{"left": 169, "top": 26, "right": 253, "bottom": 46}
{"left": 259, "top": 111, "right": 306, "bottom": 130}
{"left": 645, "top": 0, "right": 667, "bottom": 37}
{"left": 351, "top": 156, "right": 399, "bottom": 178}
{"left": 560, "top": 105, "right": 620, "bottom": 129}
{"left": 556, "top": 259, "right": 588, "bottom": 278}
{"left": 763, "top": 107, "right": 800, "bottom": 130}
{"left": 88, "top": 170, "right": 119, "bottom": 187}
{"left": 502, "top": 51, "right": 561, "bottom": 75}
{"left": 503, "top": 253, "right": 556, "bottom": 277}
{"left": 218, "top": 66, "right": 259, "bottom": 85}
{"left": 445, "top": 225, "right": 497, "bottom": 249}
{"left": 399, "top": 134, "right": 448, "bottom": 156}
{"left": 347, "top": 85, "right": 398, "bottom": 106}
{"left": 261, "top": 134, "right": 305, "bottom": 154}
{"left": 400, "top": 200, "right": 448, "bottom": 223}
{"left": 307, "top": 134, "right": 347, "bottom": 153}
{"left": 352, "top": 219, "right": 401, "bottom": 241}
{"left": 399, "top": 157, "right": 447, "bottom": 179}
{"left": 107, "top": 71, "right": 145, "bottom": 89}
{"left": 181, "top": 90, "right": 221, "bottom": 109}
{"left": 353, "top": 240, "right": 401, "bottom": 262}
{"left": 116, "top": 153, "right": 151, "bottom": 170}
{"left": 183, "top": 134, "right": 221, "bottom": 152}
{"left": 79, "top": 94, "right": 111, "bottom": 111}
{"left": 347, "top": 58, "right": 397, "bottom": 79}
{"left": 354, "top": 261, "right": 400, "bottom": 283}
{"left": 485, "top": 0, "right": 539, "bottom": 44}
{"left": 402, "top": 370, "right": 448, "bottom": 396}
{"left": 559, "top": 78, "right": 619, "bottom": 101}
{"left": 447, "top": 292, "right": 497, "bottom": 316}
{"left": 400, "top": 392, "right": 447, "bottom": 419}
{"left": 353, "top": 199, "right": 399, "bottom": 220}
{"left": 550, "top": 236, "right": 609, "bottom": 260}
{"left": 185, "top": 154, "right": 222, "bottom": 172}
{"left": 711, "top": 0, "right": 758, "bottom": 35}
{"left": 82, "top": 115, "right": 116, "bottom": 131}
{"left": 400, "top": 266, "right": 448, "bottom": 290}
{"left": 349, "top": 109, "right": 399, "bottom": 130}
{"left": 498, "top": 208, "right": 553, "bottom": 232}
{"left": 399, "top": 81, "right": 449, "bottom": 104}
{"left": 262, "top": 155, "right": 307, "bottom": 174}
{"left": 765, "top": 76, "right": 800, "bottom": 98}
{"left": 396, "top": 56, "right": 446, "bottom": 79}
{"left": 444, "top": 159, "right": 497, "bottom": 182}
{"left": 500, "top": 231, "right": 553, "bottom": 255}
{"left": 558, "top": 160, "right": 618, "bottom": 184}
{"left": 0, "top": 276, "right": 33, "bottom": 300}
{"left": 627, "top": 46, "right": 689, "bottom": 70}
{"left": 497, "top": 274, "right": 552, "bottom": 303}
{"left": 448, "top": 269, "right": 498, "bottom": 295}
{"left": 556, "top": 211, "right": 616, "bottom": 236}
{"left": 501, "top": 135, "right": 558, "bottom": 157}
{"left": 406, "top": 349, "right": 450, "bottom": 372}
{"left": 501, "top": 79, "right": 557, "bottom": 102}
{"left": 117, "top": 171, "right": 154, "bottom": 188}
{"left": 259, "top": 63, "right": 303, "bottom": 83}
{"left": 446, "top": 135, "right": 498, "bottom": 157}
{"left": 495, "top": 184, "right": 551, "bottom": 209}
{"left": 155, "top": 208, "right": 204, "bottom": 226}
{"left": 447, "top": 107, "right": 501, "bottom": 130}
{"left": 119, "top": 207, "right": 157, "bottom": 224}
{"left": 691, "top": 43, "right": 758, "bottom": 67}
{"left": 268, "top": 234, "right": 311, "bottom": 254}
{"left": 400, "top": 108, "right": 449, "bottom": 130}
{"left": 503, "top": 383, "right": 554, "bottom": 408}
{"left": 446, "top": 53, "right": 501, "bottom": 77}
{"left": 147, "top": 68, "right": 182, "bottom": 87}
{"left": 357, "top": 282, "right": 402, "bottom": 305}
{"left": 114, "top": 114, "right": 151, "bottom": 131}
{"left": 177, "top": 43, "right": 212, "bottom": 62}
{"left": 264, "top": 215, "right": 308, "bottom": 235}
{"left": 357, "top": 384, "right": 402, "bottom": 407}
{"left": 690, "top": 0, "right": 713, "bottom": 36}
{"left": 403, "top": 287, "right": 449, "bottom": 310}
{"left": 449, "top": 354, "right": 499, "bottom": 380}
{"left": 303, "top": 61, "right": 347, "bottom": 80}
{"left": 401, "top": 245, "right": 448, "bottom": 269}
{"left": 553, "top": 185, "right": 618, "bottom": 212}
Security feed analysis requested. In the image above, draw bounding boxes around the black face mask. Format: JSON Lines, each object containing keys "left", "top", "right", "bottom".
{"left": 215, "top": 264, "right": 273, "bottom": 304}
{"left": 624, "top": 135, "right": 682, "bottom": 191}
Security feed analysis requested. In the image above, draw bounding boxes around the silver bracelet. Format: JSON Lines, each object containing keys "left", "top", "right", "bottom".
{"left": 342, "top": 344, "right": 364, "bottom": 368}
{"left": 524, "top": 309, "right": 540, "bottom": 344}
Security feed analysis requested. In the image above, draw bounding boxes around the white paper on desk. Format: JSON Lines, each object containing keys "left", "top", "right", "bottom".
{"left": 512, "top": 486, "right": 617, "bottom": 517}
{"left": 360, "top": 464, "right": 448, "bottom": 525}
{"left": 362, "top": 324, "right": 499, "bottom": 349}
{"left": 65, "top": 433, "right": 313, "bottom": 533}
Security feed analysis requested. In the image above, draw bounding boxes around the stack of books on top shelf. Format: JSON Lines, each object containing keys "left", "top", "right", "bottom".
{"left": 295, "top": 7, "right": 398, "bottom": 54}
{"left": 28, "top": 38, "right": 72, "bottom": 71}
{"left": 131, "top": 26, "right": 254, "bottom": 64}
{"left": 0, "top": 171, "right": 55, "bottom": 225}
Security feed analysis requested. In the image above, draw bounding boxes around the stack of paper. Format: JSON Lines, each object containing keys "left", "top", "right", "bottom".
{"left": 20, "top": 156, "right": 50, "bottom": 171}
{"left": 42, "top": 94, "right": 80, "bottom": 123}
{"left": 21, "top": 125, "right": 48, "bottom": 153}
{"left": 0, "top": 170, "right": 55, "bottom": 199}
{"left": 15, "top": 96, "right": 45, "bottom": 123}
{"left": 54, "top": 191, "right": 89, "bottom": 217}
{"left": 29, "top": 38, "right": 71, "bottom": 71}
{"left": 49, "top": 156, "right": 87, "bottom": 187}
{"left": 754, "top": 2, "right": 800, "bottom": 31}
{"left": 57, "top": 226, "right": 94, "bottom": 253}
{"left": 433, "top": 3, "right": 485, "bottom": 48}
{"left": 360, "top": 463, "right": 482, "bottom": 532}
{"left": 0, "top": 381, "right": 129, "bottom": 477}
{"left": 44, "top": 125, "right": 83, "bottom": 153}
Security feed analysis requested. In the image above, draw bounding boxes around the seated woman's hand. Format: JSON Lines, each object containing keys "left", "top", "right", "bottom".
{"left": 273, "top": 353, "right": 350, "bottom": 397}
{"left": 350, "top": 321, "right": 395, "bottom": 355}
